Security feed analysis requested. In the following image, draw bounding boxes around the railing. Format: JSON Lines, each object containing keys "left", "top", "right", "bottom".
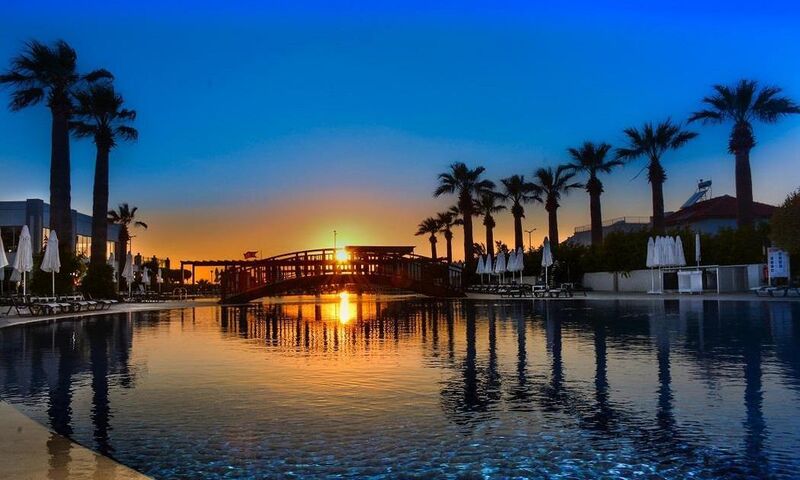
{"left": 574, "top": 216, "right": 652, "bottom": 233}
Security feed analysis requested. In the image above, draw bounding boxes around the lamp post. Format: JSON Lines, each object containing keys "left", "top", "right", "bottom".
{"left": 525, "top": 228, "right": 537, "bottom": 251}
{"left": 333, "top": 230, "right": 337, "bottom": 250}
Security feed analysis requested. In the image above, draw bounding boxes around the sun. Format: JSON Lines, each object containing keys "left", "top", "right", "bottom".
{"left": 335, "top": 249, "right": 348, "bottom": 262}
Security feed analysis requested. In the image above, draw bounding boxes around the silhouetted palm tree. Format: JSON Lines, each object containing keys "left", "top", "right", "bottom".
{"left": 71, "top": 83, "right": 137, "bottom": 268}
{"left": 437, "top": 207, "right": 461, "bottom": 263}
{"left": 616, "top": 120, "right": 697, "bottom": 232}
{"left": 689, "top": 80, "right": 800, "bottom": 227}
{"left": 476, "top": 192, "right": 506, "bottom": 257}
{"left": 108, "top": 203, "right": 147, "bottom": 279}
{"left": 415, "top": 217, "right": 442, "bottom": 259}
{"left": 566, "top": 142, "right": 622, "bottom": 246}
{"left": 0, "top": 40, "right": 112, "bottom": 257}
{"left": 500, "top": 175, "right": 539, "bottom": 250}
{"left": 434, "top": 163, "right": 495, "bottom": 263}
{"left": 531, "top": 166, "right": 582, "bottom": 246}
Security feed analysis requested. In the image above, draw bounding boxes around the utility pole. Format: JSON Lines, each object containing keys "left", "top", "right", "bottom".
{"left": 333, "top": 230, "right": 337, "bottom": 250}
{"left": 525, "top": 228, "right": 536, "bottom": 251}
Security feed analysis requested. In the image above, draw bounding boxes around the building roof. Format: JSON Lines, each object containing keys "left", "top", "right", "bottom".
{"left": 665, "top": 195, "right": 776, "bottom": 225}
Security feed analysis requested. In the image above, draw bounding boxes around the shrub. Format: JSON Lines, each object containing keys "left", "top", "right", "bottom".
{"left": 771, "top": 188, "right": 800, "bottom": 256}
{"left": 81, "top": 263, "right": 118, "bottom": 299}
{"left": 30, "top": 251, "right": 86, "bottom": 295}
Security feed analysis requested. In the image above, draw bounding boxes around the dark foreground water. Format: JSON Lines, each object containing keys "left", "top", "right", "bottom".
{"left": 1, "top": 296, "right": 799, "bottom": 479}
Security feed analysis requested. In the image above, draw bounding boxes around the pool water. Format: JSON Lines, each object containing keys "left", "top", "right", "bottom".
{"left": 1, "top": 296, "right": 799, "bottom": 479}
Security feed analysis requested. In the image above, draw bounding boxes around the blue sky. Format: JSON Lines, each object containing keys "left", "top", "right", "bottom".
{"left": 1, "top": 1, "right": 799, "bottom": 260}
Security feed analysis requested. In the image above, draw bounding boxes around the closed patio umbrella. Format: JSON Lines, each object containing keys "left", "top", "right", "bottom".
{"left": 515, "top": 247, "right": 525, "bottom": 283}
{"left": 40, "top": 230, "right": 61, "bottom": 297}
{"left": 646, "top": 237, "right": 657, "bottom": 293}
{"left": 541, "top": 237, "right": 553, "bottom": 287}
{"left": 495, "top": 252, "right": 507, "bottom": 283}
{"left": 695, "top": 232, "right": 701, "bottom": 268}
{"left": 141, "top": 267, "right": 151, "bottom": 290}
{"left": 476, "top": 255, "right": 485, "bottom": 284}
{"left": 122, "top": 252, "right": 135, "bottom": 297}
{"left": 12, "top": 225, "right": 33, "bottom": 296}
{"left": 675, "top": 236, "right": 686, "bottom": 267}
{"left": 0, "top": 234, "right": 8, "bottom": 295}
{"left": 157, "top": 268, "right": 164, "bottom": 292}
{"left": 507, "top": 250, "right": 517, "bottom": 282}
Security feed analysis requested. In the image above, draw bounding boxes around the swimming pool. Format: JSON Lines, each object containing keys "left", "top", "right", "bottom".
{"left": 1, "top": 297, "right": 798, "bottom": 478}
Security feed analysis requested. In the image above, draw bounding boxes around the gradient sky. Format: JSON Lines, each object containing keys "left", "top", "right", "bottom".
{"left": 2, "top": 0, "right": 799, "bottom": 266}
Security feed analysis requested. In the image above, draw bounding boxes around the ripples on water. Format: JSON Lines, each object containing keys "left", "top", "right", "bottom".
{"left": 1, "top": 296, "right": 799, "bottom": 479}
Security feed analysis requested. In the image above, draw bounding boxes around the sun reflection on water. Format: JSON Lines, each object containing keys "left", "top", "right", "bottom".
{"left": 337, "top": 291, "right": 354, "bottom": 324}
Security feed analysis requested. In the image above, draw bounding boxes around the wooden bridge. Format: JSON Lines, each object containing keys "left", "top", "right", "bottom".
{"left": 181, "top": 246, "right": 464, "bottom": 304}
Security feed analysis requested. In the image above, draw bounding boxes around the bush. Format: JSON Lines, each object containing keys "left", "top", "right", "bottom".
{"left": 81, "top": 263, "right": 118, "bottom": 299}
{"left": 30, "top": 251, "right": 86, "bottom": 295}
{"left": 771, "top": 188, "right": 800, "bottom": 256}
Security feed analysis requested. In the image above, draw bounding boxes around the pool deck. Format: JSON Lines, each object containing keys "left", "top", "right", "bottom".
{"left": 0, "top": 292, "right": 795, "bottom": 478}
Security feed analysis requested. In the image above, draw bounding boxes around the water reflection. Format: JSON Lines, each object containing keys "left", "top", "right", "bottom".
{"left": 0, "top": 298, "right": 799, "bottom": 479}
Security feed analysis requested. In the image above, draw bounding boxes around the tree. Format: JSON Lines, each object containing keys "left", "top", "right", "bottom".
{"left": 0, "top": 40, "right": 112, "bottom": 258}
{"left": 437, "top": 207, "right": 462, "bottom": 263}
{"left": 475, "top": 192, "right": 506, "bottom": 257}
{"left": 616, "top": 119, "right": 697, "bottom": 232}
{"left": 689, "top": 80, "right": 800, "bottom": 227}
{"left": 108, "top": 203, "right": 147, "bottom": 280}
{"left": 771, "top": 188, "right": 800, "bottom": 256}
{"left": 415, "top": 217, "right": 442, "bottom": 259}
{"left": 71, "top": 82, "right": 137, "bottom": 269}
{"left": 434, "top": 162, "right": 495, "bottom": 263}
{"left": 500, "top": 174, "right": 539, "bottom": 250}
{"left": 566, "top": 141, "right": 622, "bottom": 246}
{"left": 531, "top": 165, "right": 582, "bottom": 247}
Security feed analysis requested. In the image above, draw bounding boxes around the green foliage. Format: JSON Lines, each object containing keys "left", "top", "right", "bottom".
{"left": 771, "top": 188, "right": 800, "bottom": 256}
{"left": 81, "top": 263, "right": 117, "bottom": 299}
{"left": 30, "top": 251, "right": 86, "bottom": 295}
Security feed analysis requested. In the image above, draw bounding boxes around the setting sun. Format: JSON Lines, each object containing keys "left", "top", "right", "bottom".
{"left": 335, "top": 249, "right": 348, "bottom": 262}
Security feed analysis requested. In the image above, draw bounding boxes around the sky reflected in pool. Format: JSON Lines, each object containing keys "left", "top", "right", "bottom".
{"left": 1, "top": 297, "right": 799, "bottom": 479}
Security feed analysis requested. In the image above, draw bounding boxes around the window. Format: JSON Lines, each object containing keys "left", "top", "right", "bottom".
{"left": 1, "top": 226, "right": 21, "bottom": 253}
{"left": 76, "top": 235, "right": 91, "bottom": 257}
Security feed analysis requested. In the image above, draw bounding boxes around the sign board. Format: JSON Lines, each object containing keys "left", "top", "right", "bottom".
{"left": 768, "top": 248, "right": 791, "bottom": 281}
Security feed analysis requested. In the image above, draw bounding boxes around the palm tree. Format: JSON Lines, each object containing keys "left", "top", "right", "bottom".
{"left": 689, "top": 80, "right": 800, "bottom": 227}
{"left": 476, "top": 192, "right": 506, "bottom": 257}
{"left": 415, "top": 217, "right": 442, "bottom": 259}
{"left": 566, "top": 142, "right": 623, "bottom": 246}
{"left": 71, "top": 82, "right": 137, "bottom": 268}
{"left": 434, "top": 163, "right": 495, "bottom": 263}
{"left": 531, "top": 166, "right": 582, "bottom": 247}
{"left": 615, "top": 119, "right": 697, "bottom": 232}
{"left": 108, "top": 203, "right": 147, "bottom": 280}
{"left": 500, "top": 174, "right": 539, "bottom": 250}
{"left": 436, "top": 207, "right": 462, "bottom": 264}
{"left": 0, "top": 40, "right": 112, "bottom": 257}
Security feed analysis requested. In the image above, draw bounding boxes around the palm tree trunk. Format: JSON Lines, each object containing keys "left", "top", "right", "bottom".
{"left": 462, "top": 213, "right": 473, "bottom": 262}
{"left": 590, "top": 190, "right": 603, "bottom": 246}
{"left": 547, "top": 207, "right": 559, "bottom": 247}
{"left": 735, "top": 149, "right": 754, "bottom": 228}
{"left": 90, "top": 145, "right": 110, "bottom": 267}
{"left": 651, "top": 180, "right": 665, "bottom": 233}
{"left": 429, "top": 235, "right": 438, "bottom": 260}
{"left": 116, "top": 227, "right": 129, "bottom": 285}
{"left": 486, "top": 224, "right": 494, "bottom": 257}
{"left": 50, "top": 105, "right": 73, "bottom": 258}
{"left": 513, "top": 213, "right": 523, "bottom": 250}
{"left": 445, "top": 231, "right": 453, "bottom": 264}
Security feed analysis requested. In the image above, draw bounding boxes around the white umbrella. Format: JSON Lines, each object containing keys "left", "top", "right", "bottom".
{"left": 695, "top": 232, "right": 701, "bottom": 268}
{"left": 0, "top": 233, "right": 8, "bottom": 295}
{"left": 675, "top": 236, "right": 686, "bottom": 267}
{"left": 156, "top": 268, "right": 164, "bottom": 292}
{"left": 141, "top": 267, "right": 151, "bottom": 290}
{"left": 40, "top": 230, "right": 61, "bottom": 297}
{"left": 476, "top": 255, "right": 485, "bottom": 283}
{"left": 515, "top": 247, "right": 525, "bottom": 283}
{"left": 107, "top": 252, "right": 118, "bottom": 283}
{"left": 646, "top": 237, "right": 657, "bottom": 293}
{"left": 541, "top": 237, "right": 553, "bottom": 287}
{"left": 486, "top": 254, "right": 494, "bottom": 281}
{"left": 507, "top": 249, "right": 518, "bottom": 282}
{"left": 12, "top": 225, "right": 33, "bottom": 296}
{"left": 122, "top": 252, "right": 135, "bottom": 296}
{"left": 494, "top": 252, "right": 507, "bottom": 283}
